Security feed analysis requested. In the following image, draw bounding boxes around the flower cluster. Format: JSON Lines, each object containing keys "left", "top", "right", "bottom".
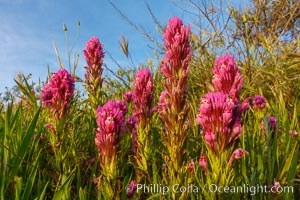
{"left": 252, "top": 95, "right": 266, "bottom": 110}
{"left": 156, "top": 16, "right": 192, "bottom": 185}
{"left": 41, "top": 69, "right": 75, "bottom": 119}
{"left": 94, "top": 100, "right": 127, "bottom": 163}
{"left": 161, "top": 16, "right": 191, "bottom": 82}
{"left": 132, "top": 68, "right": 154, "bottom": 125}
{"left": 157, "top": 16, "right": 191, "bottom": 127}
{"left": 84, "top": 37, "right": 104, "bottom": 72}
{"left": 196, "top": 54, "right": 249, "bottom": 153}
{"left": 126, "top": 68, "right": 154, "bottom": 182}
{"left": 212, "top": 54, "right": 243, "bottom": 100}
{"left": 228, "top": 148, "right": 249, "bottom": 165}
{"left": 83, "top": 37, "right": 105, "bottom": 109}
{"left": 196, "top": 92, "right": 241, "bottom": 152}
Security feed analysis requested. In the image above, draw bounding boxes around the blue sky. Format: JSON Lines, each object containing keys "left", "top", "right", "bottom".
{"left": 0, "top": 0, "right": 247, "bottom": 95}
{"left": 0, "top": 0, "right": 193, "bottom": 94}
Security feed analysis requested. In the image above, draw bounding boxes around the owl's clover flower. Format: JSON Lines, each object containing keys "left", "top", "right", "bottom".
{"left": 41, "top": 69, "right": 75, "bottom": 119}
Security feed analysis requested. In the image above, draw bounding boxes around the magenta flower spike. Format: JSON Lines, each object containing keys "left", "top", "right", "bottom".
{"left": 132, "top": 68, "right": 154, "bottom": 125}
{"left": 94, "top": 100, "right": 127, "bottom": 164}
{"left": 83, "top": 37, "right": 105, "bottom": 110}
{"left": 268, "top": 116, "right": 277, "bottom": 130}
{"left": 129, "top": 68, "right": 154, "bottom": 182}
{"left": 212, "top": 54, "right": 243, "bottom": 100}
{"left": 196, "top": 92, "right": 241, "bottom": 152}
{"left": 161, "top": 16, "right": 191, "bottom": 81}
{"left": 84, "top": 37, "right": 104, "bottom": 70}
{"left": 252, "top": 95, "right": 266, "bottom": 110}
{"left": 94, "top": 100, "right": 128, "bottom": 199}
{"left": 41, "top": 69, "right": 75, "bottom": 119}
{"left": 156, "top": 16, "right": 192, "bottom": 184}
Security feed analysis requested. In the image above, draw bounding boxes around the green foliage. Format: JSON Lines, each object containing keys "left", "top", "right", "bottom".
{"left": 0, "top": 1, "right": 299, "bottom": 199}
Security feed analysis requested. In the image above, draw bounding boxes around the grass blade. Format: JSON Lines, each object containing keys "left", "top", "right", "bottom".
{"left": 21, "top": 150, "right": 41, "bottom": 200}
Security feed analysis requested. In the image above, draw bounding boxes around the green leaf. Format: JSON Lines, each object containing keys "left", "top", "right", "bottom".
{"left": 10, "top": 107, "right": 41, "bottom": 179}
{"left": 18, "top": 107, "right": 40, "bottom": 157}
{"left": 36, "top": 182, "right": 49, "bottom": 200}
{"left": 0, "top": 104, "right": 14, "bottom": 199}
{"left": 279, "top": 142, "right": 298, "bottom": 183}
{"left": 52, "top": 171, "right": 75, "bottom": 200}
{"left": 14, "top": 176, "right": 22, "bottom": 200}
{"left": 78, "top": 187, "right": 86, "bottom": 200}
{"left": 21, "top": 150, "right": 41, "bottom": 200}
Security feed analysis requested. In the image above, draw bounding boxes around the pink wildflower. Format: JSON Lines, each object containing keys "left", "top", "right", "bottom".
{"left": 39, "top": 134, "right": 44, "bottom": 142}
{"left": 228, "top": 148, "right": 249, "bottom": 165}
{"left": 41, "top": 83, "right": 53, "bottom": 106}
{"left": 124, "top": 91, "right": 133, "bottom": 103}
{"left": 196, "top": 92, "right": 241, "bottom": 152}
{"left": 126, "top": 180, "right": 137, "bottom": 198}
{"left": 268, "top": 178, "right": 281, "bottom": 193}
{"left": 84, "top": 37, "right": 104, "bottom": 69}
{"left": 156, "top": 16, "right": 191, "bottom": 182}
{"left": 188, "top": 159, "right": 195, "bottom": 173}
{"left": 261, "top": 116, "right": 277, "bottom": 135}
{"left": 33, "top": 133, "right": 44, "bottom": 143}
{"left": 158, "top": 16, "right": 191, "bottom": 116}
{"left": 253, "top": 95, "right": 266, "bottom": 110}
{"left": 92, "top": 178, "right": 98, "bottom": 185}
{"left": 116, "top": 100, "right": 128, "bottom": 116}
{"left": 268, "top": 116, "right": 277, "bottom": 130}
{"left": 161, "top": 16, "right": 191, "bottom": 81}
{"left": 289, "top": 130, "right": 298, "bottom": 138}
{"left": 94, "top": 100, "right": 127, "bottom": 162}
{"left": 83, "top": 37, "right": 105, "bottom": 109}
{"left": 132, "top": 68, "right": 154, "bottom": 124}
{"left": 156, "top": 90, "right": 169, "bottom": 113}
{"left": 273, "top": 179, "right": 281, "bottom": 190}
{"left": 212, "top": 54, "right": 243, "bottom": 100}
{"left": 45, "top": 123, "right": 55, "bottom": 132}
{"left": 240, "top": 97, "right": 252, "bottom": 113}
{"left": 41, "top": 69, "right": 75, "bottom": 119}
{"left": 90, "top": 157, "right": 96, "bottom": 165}
{"left": 126, "top": 116, "right": 137, "bottom": 132}
{"left": 199, "top": 152, "right": 208, "bottom": 174}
